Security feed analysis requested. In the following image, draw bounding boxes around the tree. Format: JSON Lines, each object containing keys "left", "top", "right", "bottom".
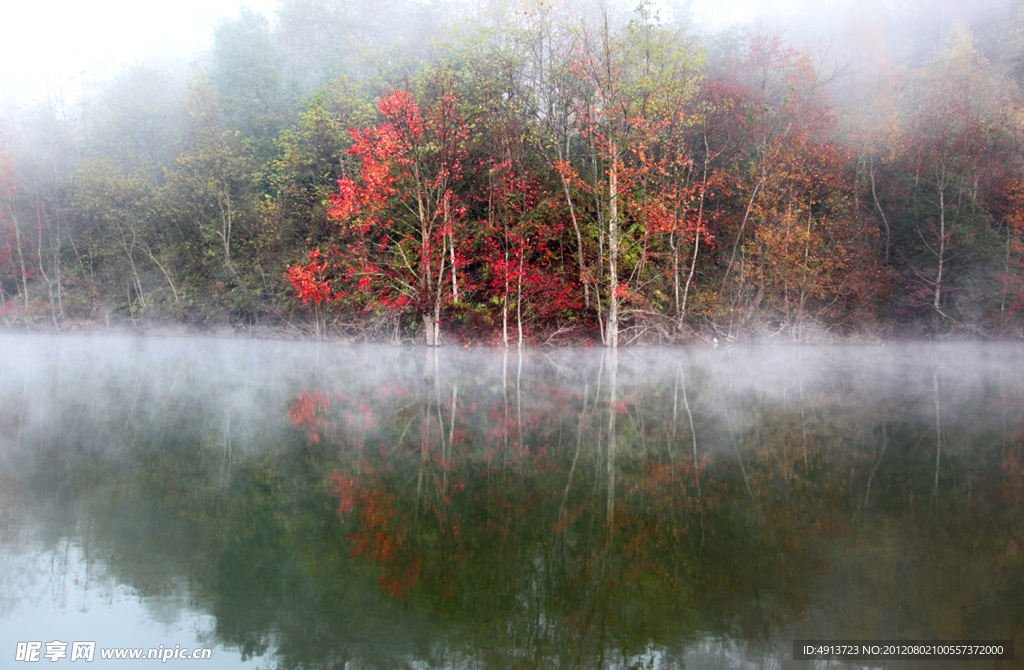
{"left": 707, "top": 31, "right": 836, "bottom": 303}
{"left": 75, "top": 158, "right": 177, "bottom": 314}
{"left": 617, "top": 111, "right": 711, "bottom": 327}
{"left": 267, "top": 78, "right": 371, "bottom": 246}
{"left": 477, "top": 159, "right": 579, "bottom": 346}
{"left": 211, "top": 7, "right": 290, "bottom": 148}
{"left": 161, "top": 75, "right": 263, "bottom": 316}
{"left": 88, "top": 65, "right": 182, "bottom": 179}
{"left": 563, "top": 2, "right": 701, "bottom": 346}
{"left": 884, "top": 29, "right": 1013, "bottom": 327}
{"left": 290, "top": 85, "right": 469, "bottom": 344}
{"left": 0, "top": 142, "right": 33, "bottom": 312}
{"left": 994, "top": 179, "right": 1024, "bottom": 319}
{"left": 738, "top": 137, "right": 876, "bottom": 335}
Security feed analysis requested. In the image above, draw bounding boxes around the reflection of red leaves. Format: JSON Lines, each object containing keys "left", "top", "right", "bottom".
{"left": 995, "top": 448, "right": 1024, "bottom": 504}
{"left": 329, "top": 460, "right": 474, "bottom": 601}
{"left": 288, "top": 390, "right": 331, "bottom": 442}
{"left": 640, "top": 459, "right": 706, "bottom": 508}
{"left": 331, "top": 471, "right": 356, "bottom": 513}
{"left": 330, "top": 469, "right": 422, "bottom": 598}
{"left": 1005, "top": 452, "right": 1024, "bottom": 483}
{"left": 380, "top": 559, "right": 421, "bottom": 599}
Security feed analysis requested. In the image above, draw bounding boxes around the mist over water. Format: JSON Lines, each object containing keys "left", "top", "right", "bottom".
{"left": 1, "top": 335, "right": 1023, "bottom": 668}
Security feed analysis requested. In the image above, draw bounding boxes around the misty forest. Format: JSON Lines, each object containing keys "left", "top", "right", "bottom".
{"left": 4, "top": 0, "right": 1024, "bottom": 344}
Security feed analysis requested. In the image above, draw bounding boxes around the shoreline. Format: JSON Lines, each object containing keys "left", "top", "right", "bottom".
{"left": 2, "top": 315, "right": 1020, "bottom": 346}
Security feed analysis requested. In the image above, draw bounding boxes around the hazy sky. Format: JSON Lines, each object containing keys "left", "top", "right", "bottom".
{"left": 0, "top": 0, "right": 886, "bottom": 108}
{"left": 686, "top": 0, "right": 842, "bottom": 29}
{"left": 1, "top": 0, "right": 277, "bottom": 106}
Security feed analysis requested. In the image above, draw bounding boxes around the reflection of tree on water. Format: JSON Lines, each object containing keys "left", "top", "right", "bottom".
{"left": 274, "top": 346, "right": 1024, "bottom": 666}
{"left": 6, "top": 340, "right": 1024, "bottom": 668}
{"left": 314, "top": 348, "right": 829, "bottom": 667}
{"left": 605, "top": 348, "right": 617, "bottom": 525}
{"left": 933, "top": 365, "right": 942, "bottom": 504}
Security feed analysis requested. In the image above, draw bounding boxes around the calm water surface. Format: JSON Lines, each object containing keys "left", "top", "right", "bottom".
{"left": 1, "top": 335, "right": 1023, "bottom": 669}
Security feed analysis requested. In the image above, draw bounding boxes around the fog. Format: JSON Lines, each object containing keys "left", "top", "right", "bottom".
{"left": 1, "top": 0, "right": 277, "bottom": 108}
{"left": 0, "top": 0, "right": 1002, "bottom": 98}
{"left": 5, "top": 0, "right": 1013, "bottom": 113}
{"left": 2, "top": 334, "right": 1020, "bottom": 457}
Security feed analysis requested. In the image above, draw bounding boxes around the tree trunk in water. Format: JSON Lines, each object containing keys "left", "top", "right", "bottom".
{"left": 933, "top": 367, "right": 942, "bottom": 502}
{"left": 606, "top": 348, "right": 618, "bottom": 523}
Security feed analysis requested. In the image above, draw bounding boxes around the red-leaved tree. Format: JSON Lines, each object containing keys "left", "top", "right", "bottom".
{"left": 478, "top": 159, "right": 580, "bottom": 346}
{"left": 287, "top": 88, "right": 469, "bottom": 344}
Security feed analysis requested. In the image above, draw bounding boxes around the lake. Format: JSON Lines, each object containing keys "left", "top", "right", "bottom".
{"left": 1, "top": 335, "right": 1022, "bottom": 669}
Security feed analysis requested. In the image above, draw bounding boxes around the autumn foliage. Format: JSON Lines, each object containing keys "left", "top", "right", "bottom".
{"left": 3, "top": 0, "right": 1024, "bottom": 340}
{"left": 282, "top": 22, "right": 963, "bottom": 344}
